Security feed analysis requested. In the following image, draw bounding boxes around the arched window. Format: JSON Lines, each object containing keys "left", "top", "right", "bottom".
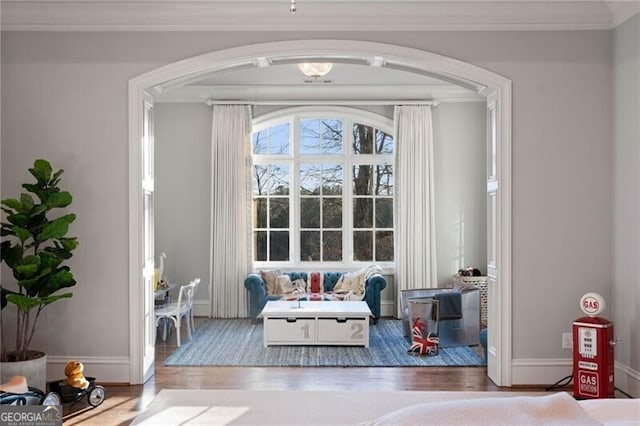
{"left": 251, "top": 107, "right": 394, "bottom": 268}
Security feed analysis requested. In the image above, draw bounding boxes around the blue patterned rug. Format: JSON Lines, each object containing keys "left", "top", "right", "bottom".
{"left": 165, "top": 319, "right": 486, "bottom": 367}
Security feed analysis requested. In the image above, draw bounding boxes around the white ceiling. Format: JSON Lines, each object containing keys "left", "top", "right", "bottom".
{"left": 1, "top": 0, "right": 639, "bottom": 31}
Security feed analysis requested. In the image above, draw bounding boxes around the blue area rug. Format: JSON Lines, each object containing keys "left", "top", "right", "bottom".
{"left": 165, "top": 319, "right": 486, "bottom": 367}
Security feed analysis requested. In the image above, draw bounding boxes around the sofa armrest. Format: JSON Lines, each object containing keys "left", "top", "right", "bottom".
{"left": 244, "top": 273, "right": 267, "bottom": 319}
{"left": 365, "top": 273, "right": 387, "bottom": 293}
{"left": 364, "top": 273, "right": 387, "bottom": 321}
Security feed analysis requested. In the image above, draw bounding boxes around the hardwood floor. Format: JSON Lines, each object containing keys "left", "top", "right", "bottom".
{"left": 60, "top": 319, "right": 548, "bottom": 425}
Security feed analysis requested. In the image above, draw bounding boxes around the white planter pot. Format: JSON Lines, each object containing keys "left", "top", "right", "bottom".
{"left": 0, "top": 351, "right": 47, "bottom": 391}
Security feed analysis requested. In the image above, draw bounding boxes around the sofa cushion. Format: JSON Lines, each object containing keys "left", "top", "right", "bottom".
{"left": 261, "top": 269, "right": 282, "bottom": 295}
{"left": 308, "top": 271, "right": 324, "bottom": 294}
{"left": 276, "top": 274, "right": 293, "bottom": 294}
{"left": 334, "top": 271, "right": 366, "bottom": 300}
{"left": 276, "top": 275, "right": 307, "bottom": 296}
{"left": 334, "top": 272, "right": 363, "bottom": 293}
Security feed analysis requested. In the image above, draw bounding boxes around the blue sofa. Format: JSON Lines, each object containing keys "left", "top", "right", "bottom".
{"left": 244, "top": 271, "right": 387, "bottom": 322}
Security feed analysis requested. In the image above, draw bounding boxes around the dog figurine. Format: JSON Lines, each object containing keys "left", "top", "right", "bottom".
{"left": 64, "top": 360, "right": 89, "bottom": 389}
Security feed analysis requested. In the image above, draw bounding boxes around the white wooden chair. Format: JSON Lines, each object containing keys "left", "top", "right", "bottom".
{"left": 154, "top": 280, "right": 196, "bottom": 347}
{"left": 158, "top": 252, "right": 167, "bottom": 282}
{"left": 189, "top": 278, "right": 201, "bottom": 332}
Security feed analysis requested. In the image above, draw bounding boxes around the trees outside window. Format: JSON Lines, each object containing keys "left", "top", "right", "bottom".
{"left": 252, "top": 109, "right": 393, "bottom": 268}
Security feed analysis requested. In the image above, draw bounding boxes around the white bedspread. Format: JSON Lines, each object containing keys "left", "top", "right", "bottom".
{"left": 363, "top": 392, "right": 602, "bottom": 425}
{"left": 132, "top": 389, "right": 639, "bottom": 426}
{"left": 580, "top": 398, "right": 640, "bottom": 426}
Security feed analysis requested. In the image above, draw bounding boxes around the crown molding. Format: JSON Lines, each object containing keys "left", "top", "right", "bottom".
{"left": 153, "top": 84, "right": 484, "bottom": 103}
{"left": 1, "top": 1, "right": 636, "bottom": 32}
{"left": 606, "top": 1, "right": 640, "bottom": 27}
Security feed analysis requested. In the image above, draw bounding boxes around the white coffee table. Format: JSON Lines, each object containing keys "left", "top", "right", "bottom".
{"left": 259, "top": 300, "right": 372, "bottom": 347}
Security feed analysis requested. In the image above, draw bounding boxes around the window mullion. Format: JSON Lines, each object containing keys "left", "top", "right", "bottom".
{"left": 291, "top": 116, "right": 299, "bottom": 265}
{"left": 344, "top": 117, "right": 354, "bottom": 267}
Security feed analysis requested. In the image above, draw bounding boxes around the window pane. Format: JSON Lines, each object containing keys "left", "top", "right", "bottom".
{"left": 322, "top": 198, "right": 342, "bottom": 228}
{"left": 300, "top": 197, "right": 320, "bottom": 228}
{"left": 375, "top": 198, "right": 393, "bottom": 228}
{"left": 301, "top": 231, "right": 320, "bottom": 261}
{"left": 354, "top": 231, "right": 373, "bottom": 261}
{"left": 353, "top": 165, "right": 372, "bottom": 195}
{"left": 255, "top": 231, "right": 267, "bottom": 261}
{"left": 300, "top": 119, "right": 320, "bottom": 155}
{"left": 376, "top": 231, "right": 394, "bottom": 261}
{"left": 375, "top": 164, "right": 393, "bottom": 196}
{"left": 270, "top": 165, "right": 289, "bottom": 195}
{"left": 300, "top": 164, "right": 321, "bottom": 195}
{"left": 321, "top": 119, "right": 342, "bottom": 155}
{"left": 353, "top": 123, "right": 374, "bottom": 154}
{"left": 323, "top": 231, "right": 342, "bottom": 261}
{"left": 353, "top": 198, "right": 373, "bottom": 228}
{"left": 323, "top": 164, "right": 343, "bottom": 195}
{"left": 252, "top": 130, "right": 268, "bottom": 155}
{"left": 252, "top": 165, "right": 268, "bottom": 195}
{"left": 254, "top": 198, "right": 267, "bottom": 228}
{"left": 253, "top": 165, "right": 289, "bottom": 196}
{"left": 270, "top": 231, "right": 289, "bottom": 261}
{"left": 269, "top": 123, "right": 290, "bottom": 155}
{"left": 301, "top": 118, "right": 342, "bottom": 155}
{"left": 270, "top": 198, "right": 289, "bottom": 228}
{"left": 376, "top": 129, "right": 393, "bottom": 154}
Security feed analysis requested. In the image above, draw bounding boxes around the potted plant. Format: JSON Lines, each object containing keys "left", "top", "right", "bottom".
{"left": 0, "top": 159, "right": 78, "bottom": 390}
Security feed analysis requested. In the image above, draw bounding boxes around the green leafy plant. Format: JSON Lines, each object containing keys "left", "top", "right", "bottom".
{"left": 0, "top": 159, "right": 78, "bottom": 362}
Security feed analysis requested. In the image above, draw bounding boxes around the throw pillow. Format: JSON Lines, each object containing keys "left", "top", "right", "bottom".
{"left": 275, "top": 276, "right": 307, "bottom": 296}
{"left": 276, "top": 275, "right": 294, "bottom": 295}
{"left": 291, "top": 278, "right": 307, "bottom": 294}
{"left": 261, "top": 269, "right": 282, "bottom": 295}
{"left": 334, "top": 272, "right": 365, "bottom": 295}
{"left": 308, "top": 271, "right": 324, "bottom": 294}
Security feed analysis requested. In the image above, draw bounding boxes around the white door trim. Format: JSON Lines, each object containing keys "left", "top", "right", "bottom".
{"left": 128, "top": 39, "right": 512, "bottom": 385}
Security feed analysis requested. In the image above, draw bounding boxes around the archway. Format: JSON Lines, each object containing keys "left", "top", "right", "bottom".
{"left": 128, "top": 40, "right": 512, "bottom": 385}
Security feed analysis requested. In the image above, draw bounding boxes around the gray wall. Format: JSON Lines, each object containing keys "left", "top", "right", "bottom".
{"left": 154, "top": 103, "right": 212, "bottom": 303}
{"left": 0, "top": 29, "right": 626, "bottom": 386}
{"left": 613, "top": 13, "right": 640, "bottom": 395}
{"left": 433, "top": 103, "right": 487, "bottom": 284}
{"left": 154, "top": 102, "right": 487, "bottom": 311}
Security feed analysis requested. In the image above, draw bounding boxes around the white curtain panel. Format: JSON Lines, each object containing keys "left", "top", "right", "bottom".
{"left": 393, "top": 105, "right": 438, "bottom": 315}
{"left": 210, "top": 105, "right": 252, "bottom": 318}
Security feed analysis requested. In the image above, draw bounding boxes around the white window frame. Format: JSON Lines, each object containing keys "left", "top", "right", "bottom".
{"left": 252, "top": 106, "right": 394, "bottom": 271}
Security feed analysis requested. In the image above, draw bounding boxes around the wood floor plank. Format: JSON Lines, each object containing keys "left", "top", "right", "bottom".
{"left": 59, "top": 319, "right": 548, "bottom": 425}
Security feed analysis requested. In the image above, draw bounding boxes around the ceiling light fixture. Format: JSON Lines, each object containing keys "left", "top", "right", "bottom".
{"left": 297, "top": 63, "right": 333, "bottom": 77}
{"left": 289, "top": 0, "right": 296, "bottom": 13}
{"left": 255, "top": 57, "right": 271, "bottom": 68}
{"left": 370, "top": 56, "right": 385, "bottom": 68}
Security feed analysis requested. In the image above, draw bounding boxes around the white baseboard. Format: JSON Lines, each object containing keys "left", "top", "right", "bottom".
{"left": 47, "top": 356, "right": 130, "bottom": 384}
{"left": 615, "top": 361, "right": 640, "bottom": 397}
{"left": 511, "top": 358, "right": 573, "bottom": 385}
{"left": 512, "top": 358, "right": 639, "bottom": 397}
{"left": 380, "top": 300, "right": 395, "bottom": 317}
{"left": 193, "top": 300, "right": 210, "bottom": 317}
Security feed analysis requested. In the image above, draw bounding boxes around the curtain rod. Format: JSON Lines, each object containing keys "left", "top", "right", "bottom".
{"left": 205, "top": 99, "right": 439, "bottom": 107}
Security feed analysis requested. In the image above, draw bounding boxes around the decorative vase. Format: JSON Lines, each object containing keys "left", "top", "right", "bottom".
{"left": 0, "top": 351, "right": 47, "bottom": 391}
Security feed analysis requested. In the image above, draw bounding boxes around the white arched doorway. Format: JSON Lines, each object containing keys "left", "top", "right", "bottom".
{"left": 128, "top": 40, "right": 512, "bottom": 386}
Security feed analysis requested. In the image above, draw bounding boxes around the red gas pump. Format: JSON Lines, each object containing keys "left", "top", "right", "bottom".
{"left": 572, "top": 293, "right": 616, "bottom": 399}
